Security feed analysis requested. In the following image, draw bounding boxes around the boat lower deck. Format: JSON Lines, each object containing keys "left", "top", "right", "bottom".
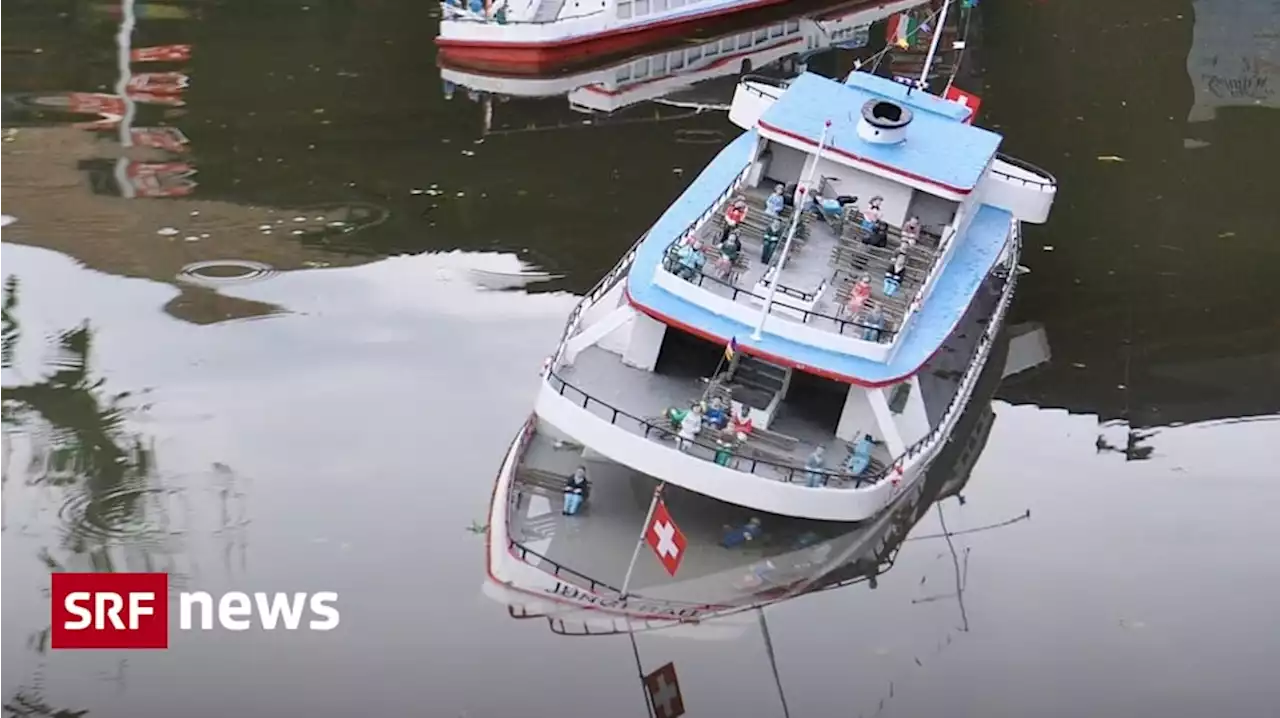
{"left": 507, "top": 421, "right": 887, "bottom": 605}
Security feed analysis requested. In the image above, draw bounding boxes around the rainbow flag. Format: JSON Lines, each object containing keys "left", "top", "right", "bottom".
{"left": 724, "top": 337, "right": 738, "bottom": 362}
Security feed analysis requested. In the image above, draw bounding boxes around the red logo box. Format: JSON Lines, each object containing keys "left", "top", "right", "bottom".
{"left": 51, "top": 572, "right": 169, "bottom": 649}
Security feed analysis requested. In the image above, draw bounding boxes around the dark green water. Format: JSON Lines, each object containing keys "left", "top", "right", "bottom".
{"left": 3, "top": 0, "right": 1278, "bottom": 716}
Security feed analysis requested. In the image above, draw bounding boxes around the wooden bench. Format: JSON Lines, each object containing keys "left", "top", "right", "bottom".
{"left": 515, "top": 467, "right": 570, "bottom": 495}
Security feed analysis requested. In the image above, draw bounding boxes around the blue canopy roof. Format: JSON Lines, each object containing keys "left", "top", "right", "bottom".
{"left": 757, "top": 72, "right": 1002, "bottom": 193}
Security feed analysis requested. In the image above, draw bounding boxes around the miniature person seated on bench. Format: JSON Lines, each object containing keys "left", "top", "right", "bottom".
{"left": 704, "top": 397, "right": 730, "bottom": 431}
{"left": 714, "top": 231, "right": 742, "bottom": 279}
{"left": 675, "top": 241, "right": 705, "bottom": 281}
{"left": 902, "top": 216, "right": 921, "bottom": 248}
{"left": 883, "top": 251, "right": 908, "bottom": 297}
{"left": 860, "top": 196, "right": 884, "bottom": 229}
{"left": 730, "top": 405, "right": 754, "bottom": 439}
{"left": 677, "top": 402, "right": 704, "bottom": 451}
{"left": 765, "top": 184, "right": 786, "bottom": 216}
{"left": 845, "top": 273, "right": 872, "bottom": 317}
{"left": 761, "top": 219, "right": 784, "bottom": 265}
{"left": 720, "top": 198, "right": 748, "bottom": 243}
{"left": 845, "top": 434, "right": 876, "bottom": 476}
{"left": 861, "top": 307, "right": 886, "bottom": 342}
{"left": 722, "top": 517, "right": 763, "bottom": 548}
{"left": 562, "top": 466, "right": 591, "bottom": 515}
{"left": 805, "top": 445, "right": 828, "bottom": 488}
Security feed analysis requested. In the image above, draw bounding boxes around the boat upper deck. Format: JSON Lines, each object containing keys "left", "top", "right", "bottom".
{"left": 758, "top": 72, "right": 1002, "bottom": 194}
{"left": 625, "top": 129, "right": 1015, "bottom": 385}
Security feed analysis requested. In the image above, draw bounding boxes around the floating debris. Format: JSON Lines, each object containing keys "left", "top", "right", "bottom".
{"left": 411, "top": 188, "right": 425, "bottom": 195}
{"left": 455, "top": 191, "right": 465, "bottom": 197}
{"left": 461, "top": 149, "right": 476, "bottom": 157}
{"left": 184, "top": 236, "right": 200, "bottom": 242}
{"left": 1, "top": 215, "right": 16, "bottom": 227}
{"left": 157, "top": 227, "right": 180, "bottom": 236}
{"left": 189, "top": 210, "right": 200, "bottom": 216}
{"left": 1217, "top": 231, "right": 1236, "bottom": 239}
{"left": 1097, "top": 155, "right": 1126, "bottom": 163}
{"left": 259, "top": 224, "right": 272, "bottom": 231}
{"left": 293, "top": 216, "right": 306, "bottom": 222}
{"left": 1042, "top": 245, "right": 1055, "bottom": 251}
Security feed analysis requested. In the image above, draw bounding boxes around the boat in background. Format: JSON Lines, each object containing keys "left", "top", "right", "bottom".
{"left": 440, "top": 0, "right": 917, "bottom": 119}
{"left": 435, "top": 0, "right": 902, "bottom": 74}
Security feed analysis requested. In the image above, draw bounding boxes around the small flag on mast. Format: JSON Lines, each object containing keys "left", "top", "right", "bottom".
{"left": 724, "top": 337, "right": 738, "bottom": 362}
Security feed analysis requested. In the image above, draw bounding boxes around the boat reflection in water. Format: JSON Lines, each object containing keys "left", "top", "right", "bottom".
{"left": 439, "top": 0, "right": 925, "bottom": 134}
{"left": 482, "top": 320, "right": 1045, "bottom": 637}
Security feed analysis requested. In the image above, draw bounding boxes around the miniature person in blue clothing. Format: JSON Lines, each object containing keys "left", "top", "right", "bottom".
{"left": 704, "top": 397, "right": 730, "bottom": 430}
{"left": 722, "top": 517, "right": 763, "bottom": 548}
{"left": 883, "top": 251, "right": 908, "bottom": 296}
{"left": 862, "top": 307, "right": 886, "bottom": 342}
{"left": 805, "top": 445, "right": 827, "bottom": 487}
{"left": 845, "top": 434, "right": 875, "bottom": 476}
{"left": 765, "top": 184, "right": 786, "bottom": 216}
{"left": 562, "top": 466, "right": 590, "bottom": 515}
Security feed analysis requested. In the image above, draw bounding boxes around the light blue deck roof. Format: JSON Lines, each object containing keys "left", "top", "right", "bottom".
{"left": 624, "top": 130, "right": 1014, "bottom": 385}
{"left": 757, "top": 72, "right": 1002, "bottom": 193}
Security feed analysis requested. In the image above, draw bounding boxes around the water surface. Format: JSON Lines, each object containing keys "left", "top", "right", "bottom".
{"left": 3, "top": 0, "right": 1278, "bottom": 716}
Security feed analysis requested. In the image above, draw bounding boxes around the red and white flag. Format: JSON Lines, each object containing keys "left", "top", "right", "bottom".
{"left": 644, "top": 498, "right": 686, "bottom": 577}
{"left": 944, "top": 86, "right": 982, "bottom": 124}
{"left": 643, "top": 662, "right": 686, "bottom": 718}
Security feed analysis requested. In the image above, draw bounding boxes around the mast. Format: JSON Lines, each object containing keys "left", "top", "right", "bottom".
{"left": 750, "top": 119, "right": 831, "bottom": 341}
{"left": 917, "top": 0, "right": 952, "bottom": 90}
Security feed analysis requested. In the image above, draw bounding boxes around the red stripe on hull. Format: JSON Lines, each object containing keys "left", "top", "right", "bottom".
{"left": 623, "top": 284, "right": 936, "bottom": 388}
{"left": 435, "top": 0, "right": 793, "bottom": 74}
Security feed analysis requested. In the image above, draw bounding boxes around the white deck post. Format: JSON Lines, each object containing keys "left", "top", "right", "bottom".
{"left": 867, "top": 387, "right": 905, "bottom": 457}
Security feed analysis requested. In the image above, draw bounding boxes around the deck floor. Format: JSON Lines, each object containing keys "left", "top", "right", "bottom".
{"left": 688, "top": 185, "right": 943, "bottom": 336}
{"left": 509, "top": 422, "right": 882, "bottom": 603}
{"left": 559, "top": 345, "right": 894, "bottom": 477}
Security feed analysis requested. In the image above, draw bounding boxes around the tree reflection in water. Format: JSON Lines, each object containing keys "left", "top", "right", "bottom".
{"left": 1, "top": 275, "right": 161, "bottom": 718}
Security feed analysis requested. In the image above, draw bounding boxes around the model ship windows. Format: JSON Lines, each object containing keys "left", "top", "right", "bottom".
{"left": 785, "top": 20, "right": 801, "bottom": 33}
{"left": 653, "top": 0, "right": 668, "bottom": 10}
{"left": 769, "top": 24, "right": 784, "bottom": 38}
{"left": 617, "top": 0, "right": 631, "bottom": 18}
{"left": 670, "top": 53, "right": 686, "bottom": 71}
{"left": 635, "top": 0, "right": 650, "bottom": 15}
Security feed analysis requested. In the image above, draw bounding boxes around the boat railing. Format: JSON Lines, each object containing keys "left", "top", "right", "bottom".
{"left": 441, "top": 2, "right": 606, "bottom": 24}
{"left": 879, "top": 223, "right": 1021, "bottom": 478}
{"left": 503, "top": 417, "right": 725, "bottom": 612}
{"left": 667, "top": 261, "right": 897, "bottom": 341}
{"left": 546, "top": 231, "right": 648, "bottom": 372}
{"left": 991, "top": 152, "right": 1057, "bottom": 189}
{"left": 545, "top": 371, "right": 881, "bottom": 489}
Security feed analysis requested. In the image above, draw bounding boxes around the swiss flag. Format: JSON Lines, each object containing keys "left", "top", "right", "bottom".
{"left": 944, "top": 86, "right": 982, "bottom": 124}
{"left": 643, "top": 662, "right": 686, "bottom": 718}
{"left": 644, "top": 498, "right": 687, "bottom": 577}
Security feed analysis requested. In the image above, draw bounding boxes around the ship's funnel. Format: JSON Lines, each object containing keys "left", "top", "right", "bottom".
{"left": 856, "top": 99, "right": 912, "bottom": 145}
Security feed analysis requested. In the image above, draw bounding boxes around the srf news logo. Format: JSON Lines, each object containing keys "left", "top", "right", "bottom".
{"left": 51, "top": 573, "right": 340, "bottom": 649}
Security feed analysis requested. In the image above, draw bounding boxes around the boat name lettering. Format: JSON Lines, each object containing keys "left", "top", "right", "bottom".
{"left": 547, "top": 583, "right": 706, "bottom": 619}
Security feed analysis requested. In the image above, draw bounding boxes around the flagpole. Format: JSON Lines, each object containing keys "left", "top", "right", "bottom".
{"left": 626, "top": 617, "right": 658, "bottom": 718}
{"left": 620, "top": 483, "right": 664, "bottom": 597}
{"left": 918, "top": 0, "right": 952, "bottom": 89}
{"left": 757, "top": 606, "right": 792, "bottom": 718}
{"left": 751, "top": 120, "right": 831, "bottom": 341}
